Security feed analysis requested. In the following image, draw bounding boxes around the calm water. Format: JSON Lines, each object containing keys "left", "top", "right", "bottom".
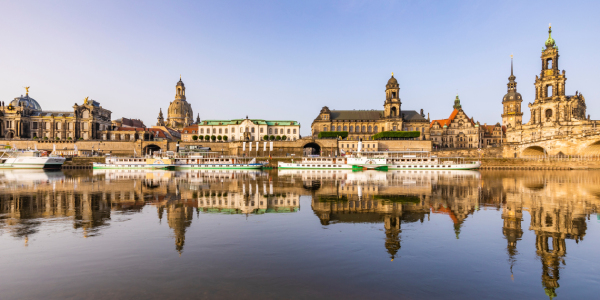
{"left": 1, "top": 169, "right": 599, "bottom": 299}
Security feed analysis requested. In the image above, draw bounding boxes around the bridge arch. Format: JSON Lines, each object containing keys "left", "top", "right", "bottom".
{"left": 521, "top": 146, "right": 546, "bottom": 157}
{"left": 583, "top": 140, "right": 600, "bottom": 155}
{"left": 143, "top": 144, "right": 162, "bottom": 155}
{"left": 303, "top": 142, "right": 322, "bottom": 156}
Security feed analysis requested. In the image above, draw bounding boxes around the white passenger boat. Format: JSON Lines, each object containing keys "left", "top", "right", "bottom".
{"left": 0, "top": 149, "right": 65, "bottom": 169}
{"left": 278, "top": 141, "right": 481, "bottom": 171}
{"left": 172, "top": 156, "right": 265, "bottom": 170}
{"left": 92, "top": 156, "right": 175, "bottom": 170}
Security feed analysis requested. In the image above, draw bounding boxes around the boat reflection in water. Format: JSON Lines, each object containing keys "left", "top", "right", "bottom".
{"left": 1, "top": 168, "right": 600, "bottom": 298}
{"left": 279, "top": 169, "right": 481, "bottom": 261}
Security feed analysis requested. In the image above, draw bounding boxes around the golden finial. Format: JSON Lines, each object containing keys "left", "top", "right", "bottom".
{"left": 180, "top": 74, "right": 181, "bottom": 80}
{"left": 549, "top": 23, "right": 551, "bottom": 29}
{"left": 510, "top": 54, "right": 513, "bottom": 59}
{"left": 391, "top": 72, "right": 394, "bottom": 76}
{"left": 24, "top": 86, "right": 30, "bottom": 95}
{"left": 84, "top": 97, "right": 89, "bottom": 105}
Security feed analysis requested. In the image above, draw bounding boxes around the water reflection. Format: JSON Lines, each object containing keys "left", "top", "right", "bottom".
{"left": 0, "top": 169, "right": 599, "bottom": 299}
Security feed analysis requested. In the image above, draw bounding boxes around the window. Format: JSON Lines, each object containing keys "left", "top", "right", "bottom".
{"left": 287, "top": 129, "right": 291, "bottom": 134}
{"left": 268, "top": 128, "right": 272, "bottom": 134}
{"left": 355, "top": 125, "right": 360, "bottom": 132}
{"left": 349, "top": 126, "right": 353, "bottom": 132}
{"left": 368, "top": 126, "right": 372, "bottom": 133}
{"left": 546, "top": 109, "right": 553, "bottom": 118}
{"left": 362, "top": 126, "right": 366, "bottom": 132}
{"left": 200, "top": 128, "right": 204, "bottom": 134}
{"left": 225, "top": 129, "right": 228, "bottom": 134}
{"left": 336, "top": 126, "right": 341, "bottom": 131}
{"left": 260, "top": 128, "right": 263, "bottom": 133}
{"left": 322, "top": 126, "right": 326, "bottom": 132}
{"left": 219, "top": 128, "right": 222, "bottom": 134}
{"left": 293, "top": 129, "right": 296, "bottom": 134}
{"left": 330, "top": 126, "right": 335, "bottom": 131}
{"left": 251, "top": 128, "right": 255, "bottom": 133}
{"left": 547, "top": 85, "right": 553, "bottom": 97}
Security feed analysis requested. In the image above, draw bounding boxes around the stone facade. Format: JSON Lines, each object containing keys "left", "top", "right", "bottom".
{"left": 0, "top": 89, "right": 112, "bottom": 140}
{"left": 429, "top": 96, "right": 483, "bottom": 148}
{"left": 311, "top": 74, "right": 431, "bottom": 141}
{"left": 157, "top": 78, "right": 194, "bottom": 129}
{"left": 504, "top": 26, "right": 600, "bottom": 156}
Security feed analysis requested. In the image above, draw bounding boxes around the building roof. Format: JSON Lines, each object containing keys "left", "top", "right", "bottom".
{"left": 430, "top": 109, "right": 459, "bottom": 128}
{"left": 115, "top": 117, "right": 146, "bottom": 128}
{"left": 327, "top": 110, "right": 427, "bottom": 122}
{"left": 198, "top": 119, "right": 299, "bottom": 126}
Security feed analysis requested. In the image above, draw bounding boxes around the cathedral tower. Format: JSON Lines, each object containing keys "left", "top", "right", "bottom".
{"left": 502, "top": 56, "right": 523, "bottom": 129}
{"left": 383, "top": 73, "right": 401, "bottom": 118}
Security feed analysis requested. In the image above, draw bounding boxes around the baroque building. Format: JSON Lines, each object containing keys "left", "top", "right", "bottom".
{"left": 311, "top": 74, "right": 430, "bottom": 141}
{"left": 505, "top": 26, "right": 599, "bottom": 153}
{"left": 158, "top": 77, "right": 194, "bottom": 129}
{"left": 0, "top": 88, "right": 112, "bottom": 140}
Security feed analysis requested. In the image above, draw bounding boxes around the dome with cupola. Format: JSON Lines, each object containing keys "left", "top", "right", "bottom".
{"left": 9, "top": 93, "right": 41, "bottom": 110}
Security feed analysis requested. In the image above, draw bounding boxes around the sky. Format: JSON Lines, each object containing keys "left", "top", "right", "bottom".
{"left": 1, "top": 0, "right": 599, "bottom": 135}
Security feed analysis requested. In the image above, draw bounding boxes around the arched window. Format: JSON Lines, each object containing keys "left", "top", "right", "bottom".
{"left": 547, "top": 85, "right": 553, "bottom": 97}
{"left": 374, "top": 126, "right": 378, "bottom": 133}
{"left": 391, "top": 107, "right": 397, "bottom": 117}
{"left": 343, "top": 126, "right": 347, "bottom": 131}
{"left": 362, "top": 126, "right": 366, "bottom": 132}
{"left": 337, "top": 126, "right": 341, "bottom": 131}
{"left": 82, "top": 110, "right": 90, "bottom": 119}
{"left": 368, "top": 126, "right": 372, "bottom": 133}
{"left": 355, "top": 125, "right": 360, "bottom": 132}
{"left": 392, "top": 92, "right": 396, "bottom": 98}
{"left": 268, "top": 128, "right": 272, "bottom": 134}
{"left": 323, "top": 126, "right": 327, "bottom": 131}
{"left": 547, "top": 58, "right": 553, "bottom": 69}
{"left": 251, "top": 128, "right": 255, "bottom": 133}
{"left": 349, "top": 126, "right": 353, "bottom": 132}
{"left": 545, "top": 109, "right": 553, "bottom": 118}
{"left": 330, "top": 126, "right": 335, "bottom": 131}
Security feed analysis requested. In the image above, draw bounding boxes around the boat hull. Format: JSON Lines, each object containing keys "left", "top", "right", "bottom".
{"left": 92, "top": 163, "right": 174, "bottom": 170}
{"left": 175, "top": 164, "right": 264, "bottom": 170}
{"left": 0, "top": 157, "right": 65, "bottom": 169}
{"left": 278, "top": 161, "right": 481, "bottom": 170}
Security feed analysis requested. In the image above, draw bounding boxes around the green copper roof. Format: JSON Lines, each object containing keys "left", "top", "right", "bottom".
{"left": 545, "top": 26, "right": 556, "bottom": 49}
{"left": 200, "top": 119, "right": 298, "bottom": 126}
{"left": 453, "top": 95, "right": 462, "bottom": 109}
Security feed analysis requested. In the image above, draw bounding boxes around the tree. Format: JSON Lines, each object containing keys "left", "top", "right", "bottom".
{"left": 281, "top": 135, "right": 287, "bottom": 140}
{"left": 217, "top": 135, "right": 222, "bottom": 141}
{"left": 199, "top": 135, "right": 204, "bottom": 140}
{"left": 211, "top": 135, "right": 216, "bottom": 141}
{"left": 223, "top": 136, "right": 228, "bottom": 141}
{"left": 269, "top": 135, "right": 275, "bottom": 140}
{"left": 276, "top": 136, "right": 281, "bottom": 141}
{"left": 263, "top": 135, "right": 269, "bottom": 141}
{"left": 192, "top": 135, "right": 198, "bottom": 141}
{"left": 205, "top": 135, "right": 210, "bottom": 141}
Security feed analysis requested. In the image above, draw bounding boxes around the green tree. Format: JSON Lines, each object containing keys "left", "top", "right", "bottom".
{"left": 276, "top": 136, "right": 281, "bottom": 141}
{"left": 281, "top": 135, "right": 287, "bottom": 140}
{"left": 192, "top": 135, "right": 198, "bottom": 141}
{"left": 263, "top": 135, "right": 269, "bottom": 141}
{"left": 269, "top": 135, "right": 275, "bottom": 140}
{"left": 199, "top": 135, "right": 204, "bottom": 140}
{"left": 223, "top": 136, "right": 228, "bottom": 141}
{"left": 205, "top": 135, "right": 210, "bottom": 141}
{"left": 217, "top": 135, "right": 222, "bottom": 141}
{"left": 211, "top": 135, "right": 216, "bottom": 141}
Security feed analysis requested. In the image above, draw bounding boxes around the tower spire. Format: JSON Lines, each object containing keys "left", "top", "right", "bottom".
{"left": 511, "top": 54, "right": 514, "bottom": 76}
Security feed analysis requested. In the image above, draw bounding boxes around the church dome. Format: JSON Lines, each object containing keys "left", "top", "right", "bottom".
{"left": 503, "top": 92, "right": 522, "bottom": 102}
{"left": 545, "top": 26, "right": 556, "bottom": 49}
{"left": 387, "top": 74, "right": 398, "bottom": 85}
{"left": 9, "top": 94, "right": 41, "bottom": 110}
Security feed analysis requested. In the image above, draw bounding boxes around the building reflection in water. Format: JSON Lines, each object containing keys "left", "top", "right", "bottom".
{"left": 1, "top": 168, "right": 600, "bottom": 298}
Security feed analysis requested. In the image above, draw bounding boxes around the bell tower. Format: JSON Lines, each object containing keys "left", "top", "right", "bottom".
{"left": 534, "top": 25, "right": 566, "bottom": 102}
{"left": 502, "top": 56, "right": 523, "bottom": 129}
{"left": 175, "top": 75, "right": 186, "bottom": 100}
{"left": 383, "top": 73, "right": 401, "bottom": 118}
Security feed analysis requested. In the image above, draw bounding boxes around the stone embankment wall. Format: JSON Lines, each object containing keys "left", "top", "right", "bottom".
{"left": 433, "top": 147, "right": 503, "bottom": 158}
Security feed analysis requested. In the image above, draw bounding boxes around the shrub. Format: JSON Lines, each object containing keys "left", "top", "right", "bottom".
{"left": 33, "top": 136, "right": 38, "bottom": 139}
{"left": 281, "top": 135, "right": 287, "bottom": 140}
{"left": 275, "top": 136, "right": 281, "bottom": 141}
{"left": 55, "top": 137, "right": 60, "bottom": 140}
{"left": 269, "top": 135, "right": 275, "bottom": 140}
{"left": 205, "top": 135, "right": 210, "bottom": 141}
{"left": 318, "top": 131, "right": 348, "bottom": 139}
{"left": 263, "top": 135, "right": 269, "bottom": 141}
{"left": 43, "top": 137, "right": 48, "bottom": 140}
{"left": 223, "top": 136, "right": 228, "bottom": 141}
{"left": 192, "top": 135, "right": 198, "bottom": 141}
{"left": 217, "top": 135, "right": 222, "bottom": 141}
{"left": 211, "top": 135, "right": 216, "bottom": 141}
{"left": 372, "top": 131, "right": 420, "bottom": 140}
{"left": 67, "top": 137, "right": 72, "bottom": 140}
{"left": 199, "top": 135, "right": 204, "bottom": 140}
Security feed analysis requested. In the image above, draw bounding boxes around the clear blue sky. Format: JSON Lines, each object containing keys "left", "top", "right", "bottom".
{"left": 1, "top": 0, "right": 599, "bottom": 135}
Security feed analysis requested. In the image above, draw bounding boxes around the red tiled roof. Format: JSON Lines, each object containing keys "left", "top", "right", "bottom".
{"left": 430, "top": 109, "right": 459, "bottom": 128}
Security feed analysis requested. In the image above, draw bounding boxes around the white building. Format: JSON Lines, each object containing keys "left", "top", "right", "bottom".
{"left": 182, "top": 116, "right": 300, "bottom": 142}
